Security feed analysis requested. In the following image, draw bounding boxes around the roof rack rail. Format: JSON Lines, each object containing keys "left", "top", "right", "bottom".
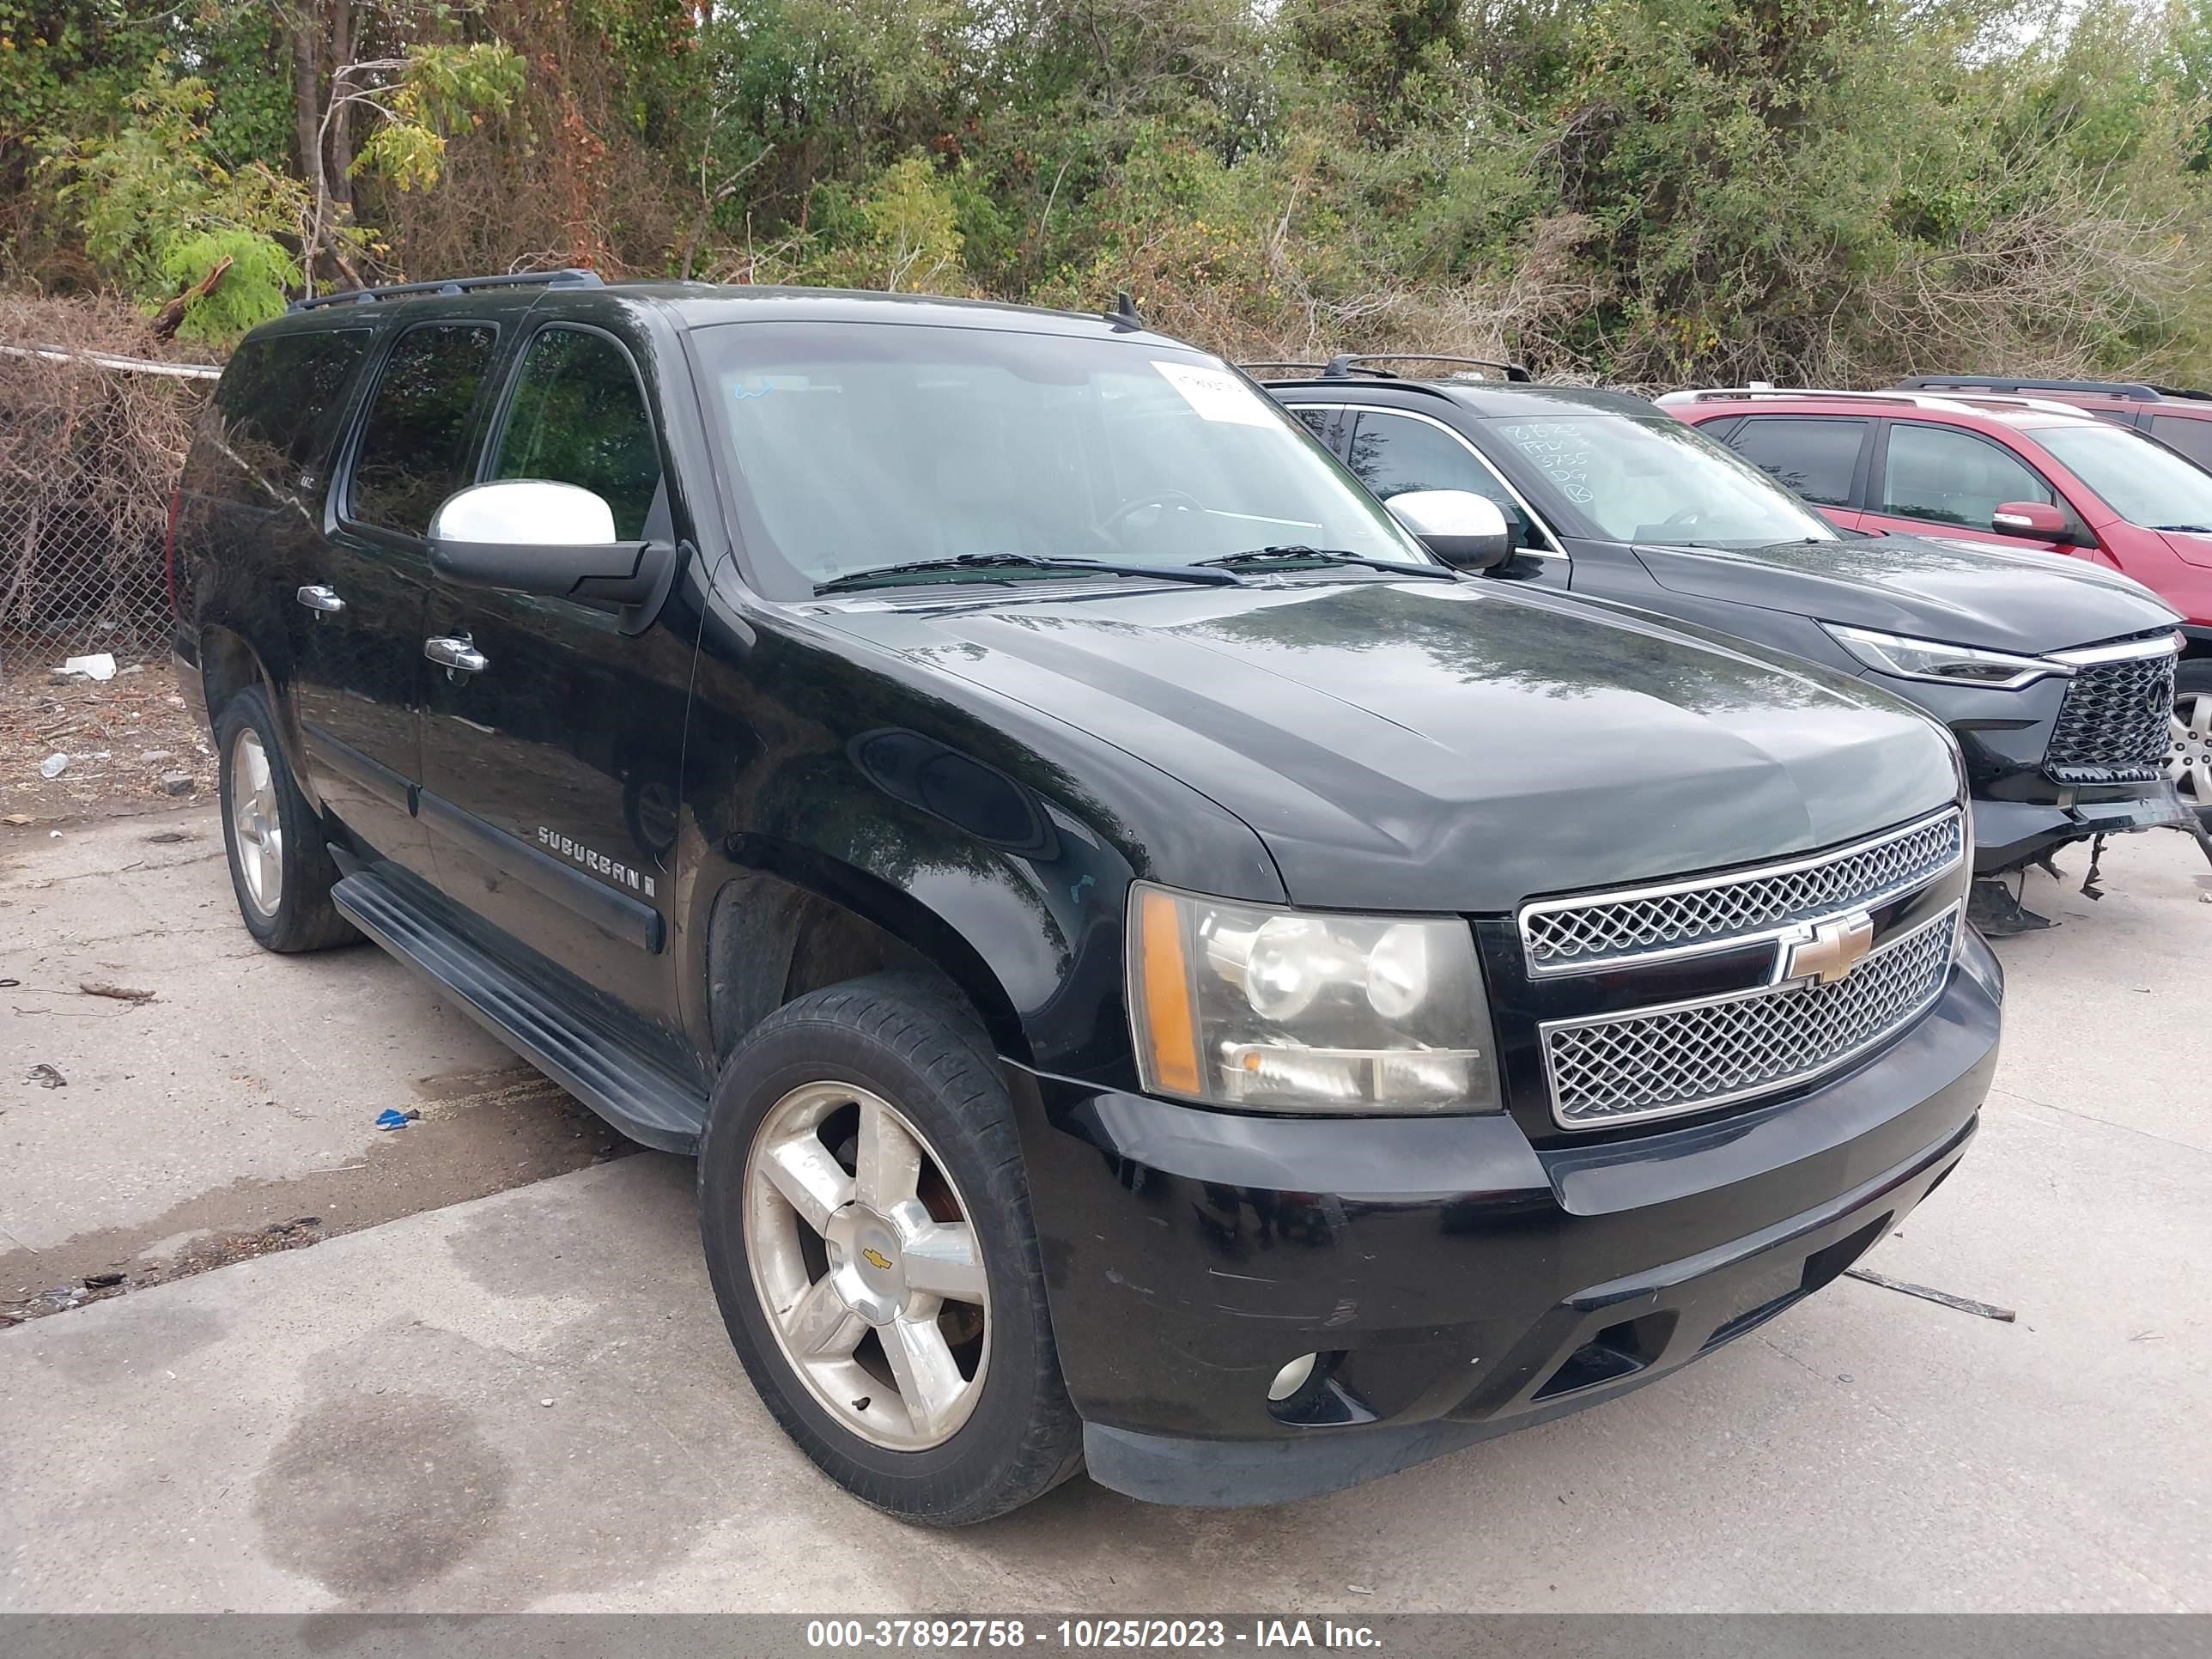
{"left": 290, "top": 268, "right": 604, "bottom": 313}
{"left": 1328, "top": 352, "right": 1532, "bottom": 383}
{"left": 1892, "top": 374, "right": 2168, "bottom": 402}
{"left": 1656, "top": 386, "right": 1981, "bottom": 414}
{"left": 1238, "top": 354, "right": 1533, "bottom": 384}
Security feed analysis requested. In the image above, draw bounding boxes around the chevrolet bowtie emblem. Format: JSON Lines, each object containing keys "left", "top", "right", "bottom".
{"left": 862, "top": 1248, "right": 893, "bottom": 1271}
{"left": 1784, "top": 912, "right": 1875, "bottom": 985}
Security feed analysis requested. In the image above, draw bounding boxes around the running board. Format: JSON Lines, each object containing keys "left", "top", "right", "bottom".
{"left": 332, "top": 871, "right": 708, "bottom": 1154}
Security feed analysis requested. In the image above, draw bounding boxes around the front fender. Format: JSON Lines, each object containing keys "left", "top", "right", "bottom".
{"left": 672, "top": 612, "right": 1284, "bottom": 1079}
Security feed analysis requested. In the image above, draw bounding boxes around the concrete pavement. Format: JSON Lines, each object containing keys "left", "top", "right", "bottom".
{"left": 1, "top": 807, "right": 614, "bottom": 1292}
{"left": 0, "top": 828, "right": 2206, "bottom": 1612}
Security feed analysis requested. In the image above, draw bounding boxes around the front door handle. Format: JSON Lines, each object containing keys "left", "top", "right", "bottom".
{"left": 424, "top": 635, "right": 489, "bottom": 675}
{"left": 296, "top": 585, "right": 345, "bottom": 614}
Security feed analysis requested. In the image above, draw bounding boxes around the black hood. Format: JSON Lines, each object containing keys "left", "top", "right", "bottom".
{"left": 813, "top": 578, "right": 1960, "bottom": 913}
{"left": 1632, "top": 533, "right": 2180, "bottom": 654}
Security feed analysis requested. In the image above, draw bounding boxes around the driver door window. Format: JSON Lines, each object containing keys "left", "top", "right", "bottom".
{"left": 1880, "top": 422, "right": 2053, "bottom": 529}
{"left": 1346, "top": 410, "right": 1554, "bottom": 553}
{"left": 491, "top": 326, "right": 663, "bottom": 538}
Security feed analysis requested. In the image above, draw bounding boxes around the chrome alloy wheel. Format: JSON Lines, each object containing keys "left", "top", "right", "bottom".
{"left": 2173, "top": 688, "right": 2212, "bottom": 811}
{"left": 744, "top": 1082, "right": 991, "bottom": 1451}
{"left": 228, "top": 728, "right": 284, "bottom": 918}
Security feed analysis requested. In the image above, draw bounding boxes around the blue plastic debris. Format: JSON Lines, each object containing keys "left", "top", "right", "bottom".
{"left": 374, "top": 1108, "right": 412, "bottom": 1131}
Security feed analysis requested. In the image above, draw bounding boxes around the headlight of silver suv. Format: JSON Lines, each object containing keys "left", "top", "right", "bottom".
{"left": 1127, "top": 881, "right": 1501, "bottom": 1114}
{"left": 1823, "top": 623, "right": 2063, "bottom": 690}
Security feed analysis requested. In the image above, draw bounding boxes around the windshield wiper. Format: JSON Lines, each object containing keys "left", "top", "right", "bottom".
{"left": 1197, "top": 545, "right": 1460, "bottom": 580}
{"left": 814, "top": 552, "right": 1242, "bottom": 594}
{"left": 2152, "top": 524, "right": 2212, "bottom": 533}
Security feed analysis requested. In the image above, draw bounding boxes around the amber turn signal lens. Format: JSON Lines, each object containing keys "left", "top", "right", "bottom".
{"left": 1134, "top": 885, "right": 1202, "bottom": 1096}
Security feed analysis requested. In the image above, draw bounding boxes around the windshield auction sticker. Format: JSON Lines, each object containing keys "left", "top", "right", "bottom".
{"left": 1152, "top": 360, "right": 1276, "bottom": 426}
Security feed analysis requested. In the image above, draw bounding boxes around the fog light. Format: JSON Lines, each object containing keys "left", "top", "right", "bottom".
{"left": 1267, "top": 1352, "right": 1318, "bottom": 1402}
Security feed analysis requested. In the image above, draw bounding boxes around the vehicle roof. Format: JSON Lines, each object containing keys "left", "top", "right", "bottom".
{"left": 1660, "top": 388, "right": 2107, "bottom": 433}
{"left": 269, "top": 276, "right": 1203, "bottom": 354}
{"left": 1263, "top": 376, "right": 1658, "bottom": 419}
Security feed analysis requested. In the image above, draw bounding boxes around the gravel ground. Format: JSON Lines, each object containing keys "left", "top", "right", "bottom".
{"left": 0, "top": 656, "right": 215, "bottom": 824}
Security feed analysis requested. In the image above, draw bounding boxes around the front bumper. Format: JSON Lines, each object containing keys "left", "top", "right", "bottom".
{"left": 1009, "top": 930, "right": 2002, "bottom": 1507}
{"left": 1972, "top": 780, "right": 2197, "bottom": 873}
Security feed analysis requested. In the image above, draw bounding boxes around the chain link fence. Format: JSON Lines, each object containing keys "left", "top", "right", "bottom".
{"left": 0, "top": 334, "right": 218, "bottom": 680}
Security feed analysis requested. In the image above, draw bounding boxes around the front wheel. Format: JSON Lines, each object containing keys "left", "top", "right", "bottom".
{"left": 2172, "top": 659, "right": 2212, "bottom": 830}
{"left": 698, "top": 975, "right": 1083, "bottom": 1524}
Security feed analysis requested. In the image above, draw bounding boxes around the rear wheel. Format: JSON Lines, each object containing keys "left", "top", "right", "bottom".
{"left": 2171, "top": 659, "right": 2212, "bottom": 830}
{"left": 698, "top": 975, "right": 1082, "bottom": 1524}
{"left": 216, "top": 686, "right": 355, "bottom": 952}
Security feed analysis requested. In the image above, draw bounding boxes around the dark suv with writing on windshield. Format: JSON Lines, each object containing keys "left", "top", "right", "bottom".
{"left": 1261, "top": 362, "right": 2193, "bottom": 932}
{"left": 170, "top": 276, "right": 1996, "bottom": 1523}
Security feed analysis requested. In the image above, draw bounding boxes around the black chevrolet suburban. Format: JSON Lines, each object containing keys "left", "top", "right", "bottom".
{"left": 1262, "top": 360, "right": 2192, "bottom": 929}
{"left": 172, "top": 275, "right": 1998, "bottom": 1523}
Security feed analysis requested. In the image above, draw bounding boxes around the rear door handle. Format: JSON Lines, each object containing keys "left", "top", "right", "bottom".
{"left": 424, "top": 635, "right": 488, "bottom": 675}
{"left": 296, "top": 585, "right": 345, "bottom": 614}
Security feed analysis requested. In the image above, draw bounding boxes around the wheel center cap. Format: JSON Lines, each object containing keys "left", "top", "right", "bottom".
{"left": 823, "top": 1205, "right": 907, "bottom": 1325}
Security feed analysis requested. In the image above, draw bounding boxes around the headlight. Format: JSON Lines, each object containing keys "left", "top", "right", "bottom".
{"left": 1127, "top": 882, "right": 1501, "bottom": 1114}
{"left": 1824, "top": 624, "right": 2063, "bottom": 690}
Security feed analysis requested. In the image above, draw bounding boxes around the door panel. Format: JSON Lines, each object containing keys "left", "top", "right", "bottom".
{"left": 299, "top": 320, "right": 500, "bottom": 872}
{"left": 1342, "top": 408, "right": 1571, "bottom": 587}
{"left": 418, "top": 323, "right": 695, "bottom": 1050}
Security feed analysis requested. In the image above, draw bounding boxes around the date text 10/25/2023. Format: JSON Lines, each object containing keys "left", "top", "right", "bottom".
{"left": 804, "top": 1619, "right": 1382, "bottom": 1651}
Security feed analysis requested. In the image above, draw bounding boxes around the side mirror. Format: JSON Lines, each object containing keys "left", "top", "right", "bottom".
{"left": 1385, "top": 489, "right": 1514, "bottom": 570}
{"left": 1992, "top": 501, "right": 2068, "bottom": 541}
{"left": 429, "top": 480, "right": 673, "bottom": 609}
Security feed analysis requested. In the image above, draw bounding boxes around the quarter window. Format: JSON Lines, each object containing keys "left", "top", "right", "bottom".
{"left": 1881, "top": 423, "right": 2053, "bottom": 528}
{"left": 1724, "top": 417, "right": 1864, "bottom": 507}
{"left": 349, "top": 323, "right": 499, "bottom": 538}
{"left": 491, "top": 327, "right": 663, "bottom": 539}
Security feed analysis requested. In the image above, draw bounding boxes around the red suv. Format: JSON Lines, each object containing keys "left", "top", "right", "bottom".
{"left": 1662, "top": 387, "right": 2212, "bottom": 825}
{"left": 1890, "top": 376, "right": 2212, "bottom": 471}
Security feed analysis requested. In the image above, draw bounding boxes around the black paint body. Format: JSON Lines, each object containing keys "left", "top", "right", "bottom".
{"left": 1268, "top": 377, "right": 2192, "bottom": 876}
{"left": 173, "top": 285, "right": 1997, "bottom": 1504}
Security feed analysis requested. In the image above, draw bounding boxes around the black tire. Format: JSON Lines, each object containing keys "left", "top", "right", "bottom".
{"left": 698, "top": 974, "right": 1084, "bottom": 1524}
{"left": 2173, "top": 659, "right": 2212, "bottom": 831}
{"left": 215, "top": 685, "right": 356, "bottom": 953}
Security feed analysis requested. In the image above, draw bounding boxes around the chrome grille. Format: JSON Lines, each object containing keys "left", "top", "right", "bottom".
{"left": 2046, "top": 653, "right": 2175, "bottom": 780}
{"left": 1543, "top": 905, "right": 1959, "bottom": 1129}
{"left": 1519, "top": 809, "right": 1964, "bottom": 974}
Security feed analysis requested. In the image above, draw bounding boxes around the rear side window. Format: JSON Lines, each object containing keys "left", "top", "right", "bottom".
{"left": 1881, "top": 423, "right": 2052, "bottom": 526}
{"left": 1724, "top": 416, "right": 1864, "bottom": 507}
{"left": 2149, "top": 413, "right": 2212, "bottom": 470}
{"left": 490, "top": 327, "right": 662, "bottom": 538}
{"left": 188, "top": 330, "right": 372, "bottom": 505}
{"left": 348, "top": 322, "right": 499, "bottom": 538}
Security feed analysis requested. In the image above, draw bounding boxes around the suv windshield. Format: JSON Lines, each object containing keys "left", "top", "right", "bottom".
{"left": 696, "top": 321, "right": 1426, "bottom": 593}
{"left": 2035, "top": 421, "right": 2212, "bottom": 529}
{"left": 1483, "top": 413, "right": 1837, "bottom": 546}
